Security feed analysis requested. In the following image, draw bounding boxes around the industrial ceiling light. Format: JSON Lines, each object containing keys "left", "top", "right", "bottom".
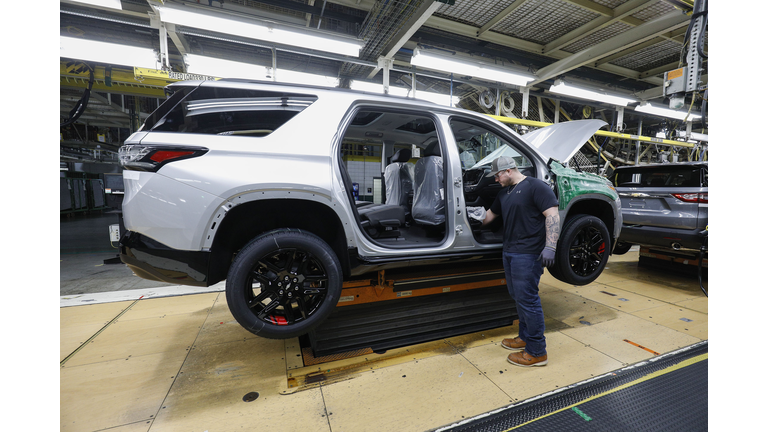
{"left": 276, "top": 69, "right": 339, "bottom": 88}
{"left": 549, "top": 79, "right": 636, "bottom": 106}
{"left": 634, "top": 102, "right": 701, "bottom": 121}
{"left": 66, "top": 0, "right": 122, "bottom": 10}
{"left": 186, "top": 54, "right": 340, "bottom": 87}
{"left": 410, "top": 47, "right": 533, "bottom": 87}
{"left": 60, "top": 36, "right": 158, "bottom": 69}
{"left": 156, "top": 5, "right": 362, "bottom": 58}
{"left": 350, "top": 81, "right": 460, "bottom": 106}
{"left": 185, "top": 54, "right": 264, "bottom": 80}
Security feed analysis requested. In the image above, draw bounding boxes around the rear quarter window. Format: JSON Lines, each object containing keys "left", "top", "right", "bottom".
{"left": 146, "top": 86, "right": 317, "bottom": 137}
{"left": 614, "top": 166, "right": 703, "bottom": 187}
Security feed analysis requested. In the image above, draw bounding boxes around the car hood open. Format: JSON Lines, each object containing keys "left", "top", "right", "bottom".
{"left": 520, "top": 119, "right": 607, "bottom": 163}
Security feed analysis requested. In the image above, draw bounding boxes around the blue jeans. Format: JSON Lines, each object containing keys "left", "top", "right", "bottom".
{"left": 502, "top": 252, "right": 546, "bottom": 357}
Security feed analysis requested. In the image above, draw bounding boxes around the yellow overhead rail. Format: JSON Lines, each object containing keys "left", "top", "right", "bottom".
{"left": 61, "top": 62, "right": 169, "bottom": 98}
{"left": 487, "top": 114, "right": 698, "bottom": 149}
{"left": 60, "top": 62, "right": 218, "bottom": 98}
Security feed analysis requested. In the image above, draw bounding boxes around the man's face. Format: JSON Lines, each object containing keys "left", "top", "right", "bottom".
{"left": 494, "top": 169, "right": 512, "bottom": 187}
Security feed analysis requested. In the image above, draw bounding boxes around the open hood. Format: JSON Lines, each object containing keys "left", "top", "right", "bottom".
{"left": 521, "top": 119, "right": 607, "bottom": 163}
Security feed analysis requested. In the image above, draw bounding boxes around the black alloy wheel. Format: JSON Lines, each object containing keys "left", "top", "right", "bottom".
{"left": 226, "top": 229, "right": 342, "bottom": 339}
{"left": 549, "top": 215, "right": 611, "bottom": 286}
{"left": 569, "top": 225, "right": 607, "bottom": 276}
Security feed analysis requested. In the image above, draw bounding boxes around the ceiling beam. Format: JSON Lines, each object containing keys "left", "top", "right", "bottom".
{"left": 639, "top": 61, "right": 683, "bottom": 79}
{"left": 367, "top": 0, "right": 443, "bottom": 79}
{"left": 423, "top": 15, "right": 664, "bottom": 86}
{"left": 543, "top": 0, "right": 657, "bottom": 54}
{"left": 477, "top": 0, "right": 526, "bottom": 37}
{"left": 562, "top": 0, "right": 614, "bottom": 17}
{"left": 632, "top": 74, "right": 706, "bottom": 101}
{"left": 382, "top": 1, "right": 443, "bottom": 60}
{"left": 529, "top": 10, "right": 690, "bottom": 86}
{"left": 593, "top": 27, "right": 686, "bottom": 66}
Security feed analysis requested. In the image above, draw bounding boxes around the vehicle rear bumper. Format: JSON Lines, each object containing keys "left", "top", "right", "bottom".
{"left": 119, "top": 231, "right": 212, "bottom": 287}
{"left": 618, "top": 224, "right": 706, "bottom": 252}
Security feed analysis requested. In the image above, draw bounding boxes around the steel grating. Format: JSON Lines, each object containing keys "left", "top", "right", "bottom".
{"left": 610, "top": 39, "right": 682, "bottom": 71}
{"left": 435, "top": 0, "right": 513, "bottom": 28}
{"left": 340, "top": 0, "right": 427, "bottom": 78}
{"left": 631, "top": 0, "right": 676, "bottom": 21}
{"left": 561, "top": 21, "right": 632, "bottom": 53}
{"left": 591, "top": 0, "right": 631, "bottom": 8}
{"left": 490, "top": 0, "right": 600, "bottom": 45}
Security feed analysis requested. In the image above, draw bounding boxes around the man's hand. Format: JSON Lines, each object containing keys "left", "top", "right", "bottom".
{"left": 540, "top": 246, "right": 556, "bottom": 267}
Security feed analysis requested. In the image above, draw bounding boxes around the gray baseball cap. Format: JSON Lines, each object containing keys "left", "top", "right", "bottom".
{"left": 486, "top": 156, "right": 517, "bottom": 177}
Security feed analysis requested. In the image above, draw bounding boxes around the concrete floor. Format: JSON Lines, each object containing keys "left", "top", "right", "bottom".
{"left": 60, "top": 212, "right": 710, "bottom": 432}
{"left": 61, "top": 212, "right": 177, "bottom": 296}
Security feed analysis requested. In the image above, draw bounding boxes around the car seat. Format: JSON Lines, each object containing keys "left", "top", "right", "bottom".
{"left": 384, "top": 148, "right": 415, "bottom": 211}
{"left": 412, "top": 140, "right": 445, "bottom": 226}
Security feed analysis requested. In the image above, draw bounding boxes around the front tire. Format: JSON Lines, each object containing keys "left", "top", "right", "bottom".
{"left": 549, "top": 215, "right": 611, "bottom": 286}
{"left": 225, "top": 229, "right": 342, "bottom": 339}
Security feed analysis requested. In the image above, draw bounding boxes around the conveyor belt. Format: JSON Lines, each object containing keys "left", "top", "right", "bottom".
{"left": 439, "top": 341, "right": 708, "bottom": 432}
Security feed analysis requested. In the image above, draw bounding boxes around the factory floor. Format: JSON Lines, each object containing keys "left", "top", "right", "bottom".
{"left": 60, "top": 213, "right": 709, "bottom": 432}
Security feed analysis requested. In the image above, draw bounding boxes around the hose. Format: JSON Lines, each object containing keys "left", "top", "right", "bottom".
{"left": 61, "top": 63, "right": 95, "bottom": 128}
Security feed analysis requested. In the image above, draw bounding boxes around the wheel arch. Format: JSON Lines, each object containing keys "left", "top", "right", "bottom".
{"left": 207, "top": 196, "right": 353, "bottom": 285}
{"left": 560, "top": 194, "right": 620, "bottom": 250}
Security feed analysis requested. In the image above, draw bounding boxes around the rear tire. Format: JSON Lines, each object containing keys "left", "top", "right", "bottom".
{"left": 549, "top": 215, "right": 611, "bottom": 286}
{"left": 225, "top": 229, "right": 342, "bottom": 339}
{"left": 612, "top": 241, "right": 633, "bottom": 255}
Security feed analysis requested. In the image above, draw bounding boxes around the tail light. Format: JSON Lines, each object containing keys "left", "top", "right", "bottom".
{"left": 119, "top": 145, "right": 208, "bottom": 172}
{"left": 672, "top": 193, "right": 708, "bottom": 203}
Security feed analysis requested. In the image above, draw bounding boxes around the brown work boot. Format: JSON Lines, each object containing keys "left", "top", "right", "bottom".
{"left": 501, "top": 337, "right": 526, "bottom": 350}
{"left": 507, "top": 350, "right": 548, "bottom": 367}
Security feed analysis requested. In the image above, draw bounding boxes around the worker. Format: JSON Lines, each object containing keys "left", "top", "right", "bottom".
{"left": 482, "top": 156, "right": 560, "bottom": 367}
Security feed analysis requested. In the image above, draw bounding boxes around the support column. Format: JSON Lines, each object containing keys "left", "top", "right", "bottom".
{"left": 635, "top": 119, "right": 642, "bottom": 165}
{"left": 378, "top": 57, "right": 393, "bottom": 95}
{"left": 521, "top": 87, "right": 530, "bottom": 119}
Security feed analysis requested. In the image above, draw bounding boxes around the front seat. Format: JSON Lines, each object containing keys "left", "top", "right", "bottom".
{"left": 384, "top": 148, "right": 415, "bottom": 210}
{"left": 412, "top": 140, "right": 445, "bottom": 226}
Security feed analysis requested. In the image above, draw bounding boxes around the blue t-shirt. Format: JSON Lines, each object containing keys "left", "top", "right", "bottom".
{"left": 490, "top": 177, "right": 559, "bottom": 254}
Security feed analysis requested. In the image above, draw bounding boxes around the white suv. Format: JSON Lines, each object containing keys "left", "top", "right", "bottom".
{"left": 119, "top": 79, "right": 621, "bottom": 338}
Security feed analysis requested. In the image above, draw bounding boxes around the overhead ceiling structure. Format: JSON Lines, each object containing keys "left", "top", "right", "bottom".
{"left": 60, "top": 0, "right": 708, "bottom": 165}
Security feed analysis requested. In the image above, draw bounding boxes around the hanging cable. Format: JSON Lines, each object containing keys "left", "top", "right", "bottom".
{"left": 61, "top": 62, "right": 95, "bottom": 128}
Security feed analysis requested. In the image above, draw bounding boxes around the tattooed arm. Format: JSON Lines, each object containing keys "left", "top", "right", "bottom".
{"left": 543, "top": 207, "right": 560, "bottom": 250}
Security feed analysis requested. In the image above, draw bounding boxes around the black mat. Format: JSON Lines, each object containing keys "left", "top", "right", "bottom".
{"left": 440, "top": 342, "right": 708, "bottom": 432}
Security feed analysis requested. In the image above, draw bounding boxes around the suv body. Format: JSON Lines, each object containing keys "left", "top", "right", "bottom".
{"left": 613, "top": 162, "right": 708, "bottom": 254}
{"left": 118, "top": 79, "right": 621, "bottom": 338}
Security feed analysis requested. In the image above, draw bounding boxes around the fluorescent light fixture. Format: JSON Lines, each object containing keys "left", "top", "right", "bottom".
{"left": 350, "top": 81, "right": 459, "bottom": 106}
{"left": 186, "top": 54, "right": 264, "bottom": 80}
{"left": 67, "top": 0, "right": 122, "bottom": 10}
{"left": 634, "top": 102, "right": 701, "bottom": 121}
{"left": 157, "top": 5, "right": 362, "bottom": 57}
{"left": 186, "top": 54, "right": 339, "bottom": 87}
{"left": 275, "top": 69, "right": 339, "bottom": 88}
{"left": 549, "top": 79, "right": 636, "bottom": 106}
{"left": 410, "top": 47, "right": 533, "bottom": 86}
{"left": 60, "top": 36, "right": 157, "bottom": 69}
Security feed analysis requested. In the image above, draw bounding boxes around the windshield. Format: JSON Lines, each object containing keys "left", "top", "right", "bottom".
{"left": 471, "top": 144, "right": 531, "bottom": 169}
{"left": 451, "top": 119, "right": 532, "bottom": 170}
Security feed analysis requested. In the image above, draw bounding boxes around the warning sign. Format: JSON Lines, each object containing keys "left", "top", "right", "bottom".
{"left": 134, "top": 67, "right": 218, "bottom": 82}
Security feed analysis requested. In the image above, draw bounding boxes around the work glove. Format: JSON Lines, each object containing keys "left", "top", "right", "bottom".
{"left": 540, "top": 247, "right": 556, "bottom": 267}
